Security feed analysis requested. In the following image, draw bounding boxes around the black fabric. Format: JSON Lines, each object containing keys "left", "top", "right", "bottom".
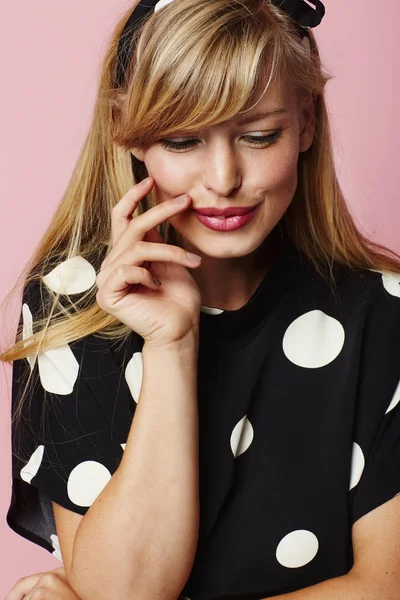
{"left": 6, "top": 235, "right": 400, "bottom": 599}
{"left": 277, "top": 0, "right": 325, "bottom": 28}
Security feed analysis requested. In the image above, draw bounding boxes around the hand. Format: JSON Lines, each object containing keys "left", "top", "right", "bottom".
{"left": 96, "top": 176, "right": 203, "bottom": 348}
{"left": 5, "top": 567, "right": 81, "bottom": 600}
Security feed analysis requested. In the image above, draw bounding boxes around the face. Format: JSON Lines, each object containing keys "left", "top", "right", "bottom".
{"left": 130, "top": 76, "right": 315, "bottom": 259}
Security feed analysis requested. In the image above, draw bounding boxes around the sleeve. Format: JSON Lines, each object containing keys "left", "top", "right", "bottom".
{"left": 6, "top": 277, "right": 145, "bottom": 561}
{"left": 349, "top": 269, "right": 400, "bottom": 526}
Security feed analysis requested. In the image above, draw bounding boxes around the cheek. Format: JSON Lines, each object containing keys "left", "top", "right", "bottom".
{"left": 143, "top": 150, "right": 192, "bottom": 201}
{"left": 251, "top": 146, "right": 299, "bottom": 193}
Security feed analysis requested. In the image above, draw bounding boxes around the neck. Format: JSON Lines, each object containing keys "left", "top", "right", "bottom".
{"left": 171, "top": 225, "right": 284, "bottom": 311}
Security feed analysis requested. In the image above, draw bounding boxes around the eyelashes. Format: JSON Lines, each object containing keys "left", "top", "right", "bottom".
{"left": 159, "top": 128, "right": 284, "bottom": 152}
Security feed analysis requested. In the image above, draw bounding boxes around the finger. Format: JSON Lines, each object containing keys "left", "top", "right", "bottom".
{"left": 111, "top": 193, "right": 191, "bottom": 259}
{"left": 96, "top": 264, "right": 162, "bottom": 309}
{"left": 96, "top": 241, "right": 201, "bottom": 289}
{"left": 23, "top": 572, "right": 77, "bottom": 600}
{"left": 137, "top": 227, "right": 164, "bottom": 273}
{"left": 111, "top": 176, "right": 154, "bottom": 246}
{"left": 4, "top": 574, "right": 44, "bottom": 600}
{"left": 141, "top": 227, "right": 164, "bottom": 271}
{"left": 109, "top": 240, "right": 200, "bottom": 272}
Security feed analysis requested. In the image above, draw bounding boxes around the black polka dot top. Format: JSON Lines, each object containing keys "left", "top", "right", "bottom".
{"left": 7, "top": 230, "right": 400, "bottom": 600}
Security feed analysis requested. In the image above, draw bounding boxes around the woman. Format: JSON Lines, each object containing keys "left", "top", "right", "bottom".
{"left": 3, "top": 0, "right": 400, "bottom": 598}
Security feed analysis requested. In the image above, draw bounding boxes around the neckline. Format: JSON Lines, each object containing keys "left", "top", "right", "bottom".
{"left": 199, "top": 229, "right": 302, "bottom": 342}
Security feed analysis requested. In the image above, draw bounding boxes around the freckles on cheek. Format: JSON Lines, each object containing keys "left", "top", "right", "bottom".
{"left": 264, "top": 151, "right": 298, "bottom": 191}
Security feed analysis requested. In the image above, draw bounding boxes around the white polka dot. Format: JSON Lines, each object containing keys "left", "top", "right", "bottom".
{"left": 50, "top": 534, "right": 63, "bottom": 562}
{"left": 386, "top": 378, "right": 400, "bottom": 414}
{"left": 200, "top": 305, "right": 224, "bottom": 315}
{"left": 125, "top": 351, "right": 143, "bottom": 403}
{"left": 121, "top": 443, "right": 126, "bottom": 451}
{"left": 67, "top": 461, "right": 112, "bottom": 507}
{"left": 349, "top": 442, "right": 365, "bottom": 490}
{"left": 381, "top": 271, "right": 400, "bottom": 298}
{"left": 154, "top": 0, "right": 175, "bottom": 12}
{"left": 20, "top": 445, "right": 44, "bottom": 484}
{"left": 37, "top": 344, "right": 79, "bottom": 395}
{"left": 230, "top": 415, "right": 254, "bottom": 457}
{"left": 282, "top": 310, "right": 345, "bottom": 368}
{"left": 276, "top": 530, "right": 319, "bottom": 568}
{"left": 42, "top": 256, "right": 96, "bottom": 295}
{"left": 22, "top": 303, "right": 36, "bottom": 371}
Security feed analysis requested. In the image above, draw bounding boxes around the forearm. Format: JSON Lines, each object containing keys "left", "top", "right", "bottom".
{"left": 262, "top": 571, "right": 390, "bottom": 599}
{"left": 69, "top": 331, "right": 200, "bottom": 600}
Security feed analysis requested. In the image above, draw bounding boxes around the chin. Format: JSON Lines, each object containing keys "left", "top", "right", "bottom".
{"left": 181, "top": 232, "right": 270, "bottom": 260}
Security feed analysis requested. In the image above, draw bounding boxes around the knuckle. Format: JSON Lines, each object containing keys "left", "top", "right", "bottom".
{"left": 39, "top": 573, "right": 58, "bottom": 587}
{"left": 15, "top": 575, "right": 31, "bottom": 586}
{"left": 116, "top": 264, "right": 129, "bottom": 278}
{"left": 134, "top": 240, "right": 146, "bottom": 253}
{"left": 169, "top": 246, "right": 186, "bottom": 262}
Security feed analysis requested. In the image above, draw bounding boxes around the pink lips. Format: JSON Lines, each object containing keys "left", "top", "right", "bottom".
{"left": 192, "top": 204, "right": 260, "bottom": 231}
{"left": 193, "top": 204, "right": 259, "bottom": 217}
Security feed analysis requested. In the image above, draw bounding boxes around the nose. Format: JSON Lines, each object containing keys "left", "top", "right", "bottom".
{"left": 202, "top": 138, "right": 242, "bottom": 196}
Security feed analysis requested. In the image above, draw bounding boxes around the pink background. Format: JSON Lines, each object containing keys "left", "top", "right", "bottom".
{"left": 0, "top": 0, "right": 398, "bottom": 595}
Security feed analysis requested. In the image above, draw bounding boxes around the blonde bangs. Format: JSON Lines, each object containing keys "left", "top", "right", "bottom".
{"left": 113, "top": 0, "right": 290, "bottom": 149}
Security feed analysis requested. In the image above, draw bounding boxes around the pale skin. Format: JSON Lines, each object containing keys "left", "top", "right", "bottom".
{"left": 6, "top": 76, "right": 400, "bottom": 598}
{"left": 130, "top": 75, "right": 315, "bottom": 311}
{"left": 7, "top": 483, "right": 400, "bottom": 598}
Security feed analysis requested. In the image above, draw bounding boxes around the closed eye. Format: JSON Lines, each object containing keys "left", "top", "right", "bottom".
{"left": 159, "top": 128, "right": 283, "bottom": 152}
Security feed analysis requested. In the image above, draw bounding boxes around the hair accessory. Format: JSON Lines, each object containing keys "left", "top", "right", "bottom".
{"left": 277, "top": 0, "right": 325, "bottom": 30}
{"left": 116, "top": 0, "right": 325, "bottom": 86}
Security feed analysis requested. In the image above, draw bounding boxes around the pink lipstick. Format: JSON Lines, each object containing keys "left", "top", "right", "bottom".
{"left": 192, "top": 204, "right": 260, "bottom": 231}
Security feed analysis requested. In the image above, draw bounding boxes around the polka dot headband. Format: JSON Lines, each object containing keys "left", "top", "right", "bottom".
{"left": 116, "top": 0, "right": 326, "bottom": 87}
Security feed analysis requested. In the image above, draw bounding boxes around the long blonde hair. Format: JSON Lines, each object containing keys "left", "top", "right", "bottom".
{"left": 2, "top": 0, "right": 400, "bottom": 423}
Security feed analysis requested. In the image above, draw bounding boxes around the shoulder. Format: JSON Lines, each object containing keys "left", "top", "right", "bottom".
{"left": 318, "top": 261, "right": 400, "bottom": 354}
{"left": 297, "top": 249, "right": 400, "bottom": 318}
{"left": 332, "top": 265, "right": 400, "bottom": 420}
{"left": 335, "top": 265, "right": 400, "bottom": 329}
{"left": 286, "top": 253, "right": 400, "bottom": 398}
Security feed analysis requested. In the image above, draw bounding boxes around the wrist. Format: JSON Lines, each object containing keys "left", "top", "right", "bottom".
{"left": 143, "top": 327, "right": 199, "bottom": 356}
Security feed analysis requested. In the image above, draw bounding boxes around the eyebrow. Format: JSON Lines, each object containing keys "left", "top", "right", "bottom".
{"left": 235, "top": 108, "right": 288, "bottom": 124}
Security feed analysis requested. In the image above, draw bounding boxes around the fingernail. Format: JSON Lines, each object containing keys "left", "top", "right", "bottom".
{"left": 140, "top": 176, "right": 152, "bottom": 186}
{"left": 186, "top": 252, "right": 202, "bottom": 263}
{"left": 153, "top": 276, "right": 162, "bottom": 286}
{"left": 173, "top": 194, "right": 188, "bottom": 205}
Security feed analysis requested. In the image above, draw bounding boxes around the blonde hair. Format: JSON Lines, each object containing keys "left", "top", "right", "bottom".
{"left": 2, "top": 0, "right": 400, "bottom": 426}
